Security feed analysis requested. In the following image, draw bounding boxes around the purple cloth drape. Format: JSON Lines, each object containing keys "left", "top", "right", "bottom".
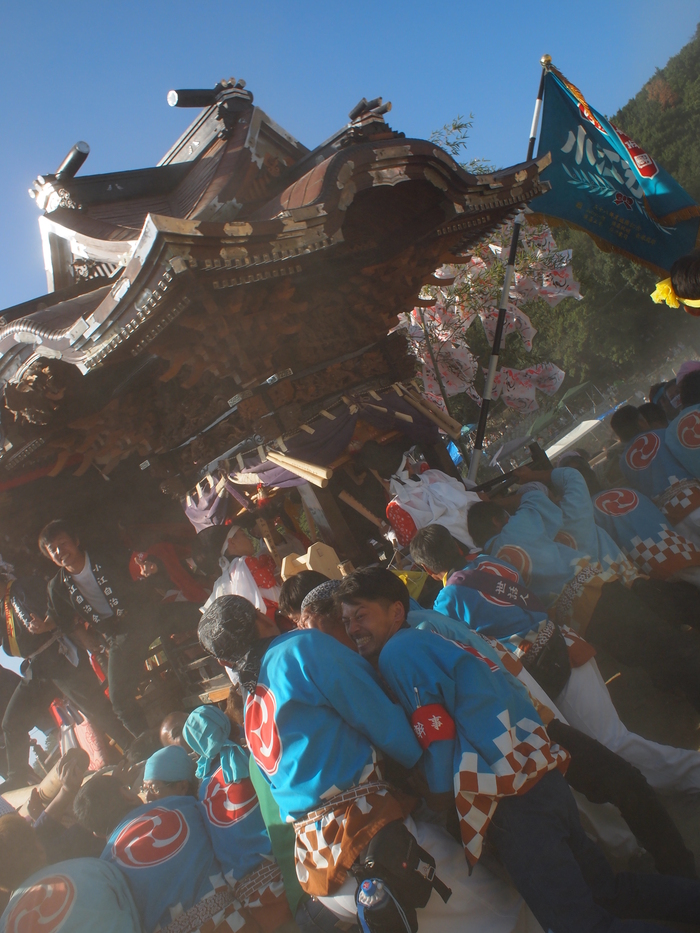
{"left": 182, "top": 389, "right": 444, "bottom": 531}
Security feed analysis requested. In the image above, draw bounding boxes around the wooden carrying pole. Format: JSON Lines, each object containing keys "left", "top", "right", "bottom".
{"left": 338, "top": 490, "right": 385, "bottom": 528}
{"left": 404, "top": 385, "right": 463, "bottom": 436}
{"left": 398, "top": 385, "right": 461, "bottom": 440}
{"left": 467, "top": 54, "right": 551, "bottom": 484}
{"left": 265, "top": 450, "right": 333, "bottom": 487}
{"left": 264, "top": 460, "right": 328, "bottom": 488}
{"left": 256, "top": 517, "right": 282, "bottom": 570}
{"left": 265, "top": 450, "right": 332, "bottom": 480}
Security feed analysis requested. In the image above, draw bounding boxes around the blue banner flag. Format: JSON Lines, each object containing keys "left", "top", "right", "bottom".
{"left": 529, "top": 66, "right": 700, "bottom": 275}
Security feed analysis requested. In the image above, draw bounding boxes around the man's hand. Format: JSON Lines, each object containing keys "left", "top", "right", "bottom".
{"left": 514, "top": 465, "right": 552, "bottom": 485}
{"left": 42, "top": 749, "right": 91, "bottom": 823}
{"left": 57, "top": 748, "right": 90, "bottom": 794}
{"left": 110, "top": 758, "right": 132, "bottom": 787}
{"left": 25, "top": 614, "right": 55, "bottom": 634}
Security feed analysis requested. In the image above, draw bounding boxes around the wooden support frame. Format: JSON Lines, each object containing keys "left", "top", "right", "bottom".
{"left": 297, "top": 482, "right": 365, "bottom": 566}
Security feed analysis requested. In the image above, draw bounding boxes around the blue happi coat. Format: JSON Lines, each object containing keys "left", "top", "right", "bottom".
{"left": 407, "top": 608, "right": 535, "bottom": 702}
{"left": 592, "top": 485, "right": 700, "bottom": 578}
{"left": 619, "top": 428, "right": 692, "bottom": 499}
{"left": 244, "top": 628, "right": 422, "bottom": 821}
{"left": 102, "top": 795, "right": 224, "bottom": 933}
{"left": 379, "top": 628, "right": 567, "bottom": 865}
{"left": 432, "top": 553, "right": 550, "bottom": 656}
{"left": 198, "top": 751, "right": 273, "bottom": 885}
{"left": 0, "top": 859, "right": 141, "bottom": 933}
{"left": 484, "top": 487, "right": 592, "bottom": 607}
{"left": 483, "top": 475, "right": 632, "bottom": 630}
{"left": 666, "top": 403, "right": 700, "bottom": 479}
{"left": 550, "top": 468, "right": 632, "bottom": 575}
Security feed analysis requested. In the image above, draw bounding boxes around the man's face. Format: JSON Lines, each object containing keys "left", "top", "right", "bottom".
{"left": 341, "top": 598, "right": 405, "bottom": 662}
{"left": 43, "top": 532, "right": 84, "bottom": 570}
{"left": 300, "top": 606, "right": 357, "bottom": 651}
{"left": 225, "top": 529, "right": 254, "bottom": 558}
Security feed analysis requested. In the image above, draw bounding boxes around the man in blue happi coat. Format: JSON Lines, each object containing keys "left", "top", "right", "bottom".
{"left": 467, "top": 479, "right": 700, "bottom": 713}
{"left": 335, "top": 567, "right": 700, "bottom": 933}
{"left": 666, "top": 369, "right": 700, "bottom": 480}
{"left": 610, "top": 405, "right": 700, "bottom": 544}
{"left": 410, "top": 522, "right": 700, "bottom": 799}
{"left": 556, "top": 454, "right": 700, "bottom": 625}
{"left": 74, "top": 765, "right": 269, "bottom": 933}
{"left": 0, "top": 812, "right": 141, "bottom": 933}
{"left": 197, "top": 594, "right": 536, "bottom": 933}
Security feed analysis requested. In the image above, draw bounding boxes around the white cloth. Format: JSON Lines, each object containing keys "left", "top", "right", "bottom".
{"left": 318, "top": 815, "right": 541, "bottom": 933}
{"left": 389, "top": 467, "right": 480, "bottom": 549}
{"left": 71, "top": 553, "right": 113, "bottom": 618}
{"left": 513, "top": 662, "right": 641, "bottom": 862}
{"left": 555, "top": 658, "right": 700, "bottom": 793}
{"left": 201, "top": 555, "right": 280, "bottom": 614}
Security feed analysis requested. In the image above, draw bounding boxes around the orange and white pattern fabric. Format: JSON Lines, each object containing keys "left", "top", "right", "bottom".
{"left": 627, "top": 524, "right": 700, "bottom": 577}
{"left": 560, "top": 624, "right": 597, "bottom": 667}
{"left": 553, "top": 560, "right": 609, "bottom": 633}
{"left": 292, "top": 774, "right": 414, "bottom": 896}
{"left": 233, "top": 862, "right": 291, "bottom": 933}
{"left": 161, "top": 869, "right": 290, "bottom": 933}
{"left": 655, "top": 478, "right": 700, "bottom": 526}
{"left": 455, "top": 714, "right": 569, "bottom": 866}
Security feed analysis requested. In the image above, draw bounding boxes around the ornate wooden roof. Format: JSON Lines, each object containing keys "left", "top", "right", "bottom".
{"left": 0, "top": 81, "right": 550, "bottom": 484}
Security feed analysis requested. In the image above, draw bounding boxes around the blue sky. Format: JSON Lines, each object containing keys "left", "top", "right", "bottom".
{"left": 0, "top": 0, "right": 698, "bottom": 311}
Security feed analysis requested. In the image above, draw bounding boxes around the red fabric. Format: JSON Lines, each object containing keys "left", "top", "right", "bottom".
{"left": 263, "top": 598, "right": 278, "bottom": 620}
{"left": 410, "top": 704, "right": 456, "bottom": 750}
{"left": 386, "top": 502, "right": 418, "bottom": 547}
{"left": 560, "top": 625, "right": 598, "bottom": 668}
{"left": 0, "top": 456, "right": 81, "bottom": 492}
{"left": 244, "top": 554, "right": 278, "bottom": 591}
{"left": 129, "top": 542, "right": 209, "bottom": 603}
{"left": 88, "top": 652, "right": 109, "bottom": 698}
{"left": 73, "top": 719, "right": 114, "bottom": 769}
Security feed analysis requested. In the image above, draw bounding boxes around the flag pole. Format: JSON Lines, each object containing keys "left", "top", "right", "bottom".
{"left": 466, "top": 54, "right": 551, "bottom": 483}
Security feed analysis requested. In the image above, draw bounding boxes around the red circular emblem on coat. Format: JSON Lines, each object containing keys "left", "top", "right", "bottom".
{"left": 7, "top": 875, "right": 76, "bottom": 933}
{"left": 554, "top": 531, "right": 578, "bottom": 549}
{"left": 475, "top": 560, "right": 520, "bottom": 607}
{"left": 625, "top": 432, "right": 660, "bottom": 470}
{"left": 678, "top": 410, "right": 700, "bottom": 450}
{"left": 245, "top": 684, "right": 282, "bottom": 776}
{"left": 113, "top": 807, "right": 190, "bottom": 868}
{"left": 203, "top": 768, "right": 259, "bottom": 827}
{"left": 594, "top": 489, "right": 639, "bottom": 516}
{"left": 495, "top": 546, "right": 533, "bottom": 585}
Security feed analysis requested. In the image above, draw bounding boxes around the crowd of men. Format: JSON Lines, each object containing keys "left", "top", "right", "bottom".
{"left": 2, "top": 366, "right": 700, "bottom": 933}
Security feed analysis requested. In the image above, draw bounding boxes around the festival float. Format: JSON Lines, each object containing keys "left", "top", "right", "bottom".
{"left": 0, "top": 79, "right": 553, "bottom": 706}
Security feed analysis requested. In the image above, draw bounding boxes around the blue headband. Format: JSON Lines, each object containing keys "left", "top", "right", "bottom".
{"left": 143, "top": 746, "right": 195, "bottom": 784}
{"left": 183, "top": 705, "right": 249, "bottom": 784}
